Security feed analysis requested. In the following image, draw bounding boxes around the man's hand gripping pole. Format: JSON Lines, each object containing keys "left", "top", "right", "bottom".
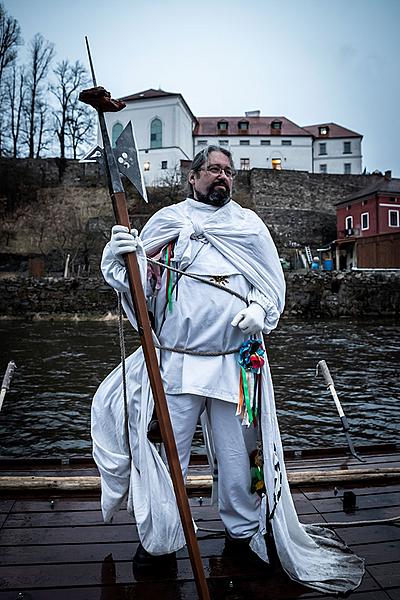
{"left": 80, "top": 37, "right": 210, "bottom": 600}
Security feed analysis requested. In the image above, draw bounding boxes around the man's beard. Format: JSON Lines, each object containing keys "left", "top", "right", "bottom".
{"left": 194, "top": 183, "right": 231, "bottom": 207}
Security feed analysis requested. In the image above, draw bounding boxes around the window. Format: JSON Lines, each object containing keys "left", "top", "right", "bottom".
{"left": 161, "top": 161, "right": 168, "bottom": 170}
{"left": 271, "top": 120, "right": 282, "bottom": 130}
{"left": 217, "top": 121, "right": 228, "bottom": 131}
{"left": 319, "top": 126, "right": 329, "bottom": 135}
{"left": 319, "top": 142, "right": 327, "bottom": 155}
{"left": 361, "top": 212, "right": 369, "bottom": 230}
{"left": 344, "top": 163, "right": 351, "bottom": 175}
{"left": 319, "top": 164, "right": 327, "bottom": 173}
{"left": 345, "top": 216, "right": 353, "bottom": 230}
{"left": 282, "top": 140, "right": 292, "bottom": 146}
{"left": 150, "top": 118, "right": 162, "bottom": 148}
{"left": 238, "top": 121, "right": 249, "bottom": 130}
{"left": 389, "top": 210, "right": 400, "bottom": 227}
{"left": 271, "top": 158, "right": 282, "bottom": 170}
{"left": 219, "top": 140, "right": 229, "bottom": 146}
{"left": 240, "top": 158, "right": 250, "bottom": 170}
{"left": 343, "top": 141, "right": 352, "bottom": 154}
{"left": 239, "top": 140, "right": 250, "bottom": 145}
{"left": 112, "top": 122, "right": 123, "bottom": 147}
{"left": 260, "top": 140, "right": 270, "bottom": 146}
{"left": 197, "top": 139, "right": 207, "bottom": 146}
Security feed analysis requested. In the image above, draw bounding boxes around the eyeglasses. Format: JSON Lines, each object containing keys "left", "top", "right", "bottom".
{"left": 200, "top": 164, "right": 236, "bottom": 178}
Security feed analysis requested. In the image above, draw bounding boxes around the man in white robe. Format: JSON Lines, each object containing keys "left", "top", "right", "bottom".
{"left": 101, "top": 145, "right": 284, "bottom": 562}
{"left": 94, "top": 144, "right": 364, "bottom": 593}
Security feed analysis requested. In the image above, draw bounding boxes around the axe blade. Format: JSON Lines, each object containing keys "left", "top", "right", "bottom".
{"left": 114, "top": 122, "right": 148, "bottom": 203}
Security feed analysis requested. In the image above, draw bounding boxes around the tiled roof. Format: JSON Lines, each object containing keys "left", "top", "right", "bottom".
{"left": 119, "top": 89, "right": 196, "bottom": 122}
{"left": 194, "top": 116, "right": 310, "bottom": 137}
{"left": 119, "top": 88, "right": 176, "bottom": 101}
{"left": 336, "top": 175, "right": 400, "bottom": 204}
{"left": 303, "top": 122, "right": 362, "bottom": 139}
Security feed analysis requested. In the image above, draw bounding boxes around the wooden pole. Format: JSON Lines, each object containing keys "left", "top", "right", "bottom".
{"left": 80, "top": 38, "right": 210, "bottom": 597}
{"left": 112, "top": 193, "right": 210, "bottom": 599}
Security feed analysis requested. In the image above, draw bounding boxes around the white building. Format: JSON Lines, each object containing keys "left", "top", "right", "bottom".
{"left": 101, "top": 89, "right": 363, "bottom": 185}
{"left": 302, "top": 123, "right": 363, "bottom": 175}
{"left": 194, "top": 114, "right": 313, "bottom": 173}
{"left": 103, "top": 89, "right": 196, "bottom": 186}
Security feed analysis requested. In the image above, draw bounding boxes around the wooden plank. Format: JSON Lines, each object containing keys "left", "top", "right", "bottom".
{"left": 318, "top": 504, "right": 400, "bottom": 524}
{"left": 0, "top": 523, "right": 139, "bottom": 546}
{"left": 309, "top": 490, "right": 400, "bottom": 512}
{"left": 0, "top": 500, "right": 13, "bottom": 513}
{"left": 0, "top": 562, "right": 380, "bottom": 599}
{"left": 301, "top": 483, "right": 400, "bottom": 500}
{"left": 0, "top": 583, "right": 391, "bottom": 600}
{"left": 386, "top": 589, "right": 400, "bottom": 600}
{"left": 4, "top": 509, "right": 133, "bottom": 528}
{"left": 351, "top": 540, "right": 400, "bottom": 566}
{"left": 0, "top": 555, "right": 276, "bottom": 590}
{"left": 338, "top": 525, "right": 400, "bottom": 546}
{"left": 0, "top": 538, "right": 227, "bottom": 567}
{"left": 12, "top": 498, "right": 101, "bottom": 512}
{"left": 0, "top": 582, "right": 198, "bottom": 600}
{"left": 2, "top": 466, "right": 399, "bottom": 492}
{"left": 368, "top": 563, "right": 400, "bottom": 589}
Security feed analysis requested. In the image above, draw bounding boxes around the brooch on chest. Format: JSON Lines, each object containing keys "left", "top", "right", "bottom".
{"left": 209, "top": 275, "right": 230, "bottom": 286}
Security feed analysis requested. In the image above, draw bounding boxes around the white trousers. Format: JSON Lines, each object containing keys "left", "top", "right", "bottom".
{"left": 166, "top": 393, "right": 260, "bottom": 539}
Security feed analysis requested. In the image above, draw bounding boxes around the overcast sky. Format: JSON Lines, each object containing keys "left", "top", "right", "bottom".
{"left": 4, "top": 0, "right": 400, "bottom": 175}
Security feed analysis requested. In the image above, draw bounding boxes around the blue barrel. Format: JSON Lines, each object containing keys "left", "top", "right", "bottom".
{"left": 323, "top": 259, "right": 333, "bottom": 271}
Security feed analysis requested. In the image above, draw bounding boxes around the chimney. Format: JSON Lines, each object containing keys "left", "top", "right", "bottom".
{"left": 384, "top": 170, "right": 392, "bottom": 181}
{"left": 245, "top": 110, "right": 260, "bottom": 117}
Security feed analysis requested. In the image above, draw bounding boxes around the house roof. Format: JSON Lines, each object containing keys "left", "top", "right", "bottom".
{"left": 118, "top": 88, "right": 197, "bottom": 123}
{"left": 336, "top": 174, "right": 400, "bottom": 205}
{"left": 302, "top": 122, "right": 362, "bottom": 139}
{"left": 194, "top": 116, "right": 310, "bottom": 137}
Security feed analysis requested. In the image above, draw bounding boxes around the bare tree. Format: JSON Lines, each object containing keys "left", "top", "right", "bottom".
{"left": 67, "top": 98, "right": 95, "bottom": 159}
{"left": 0, "top": 3, "right": 22, "bottom": 83}
{"left": 7, "top": 63, "right": 25, "bottom": 156}
{"left": 51, "top": 59, "right": 91, "bottom": 158}
{"left": 25, "top": 33, "right": 54, "bottom": 158}
{"left": 0, "top": 3, "right": 22, "bottom": 155}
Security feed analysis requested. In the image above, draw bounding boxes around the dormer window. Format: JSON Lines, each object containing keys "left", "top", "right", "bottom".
{"left": 238, "top": 121, "right": 249, "bottom": 131}
{"left": 217, "top": 121, "right": 228, "bottom": 131}
{"left": 319, "top": 126, "right": 329, "bottom": 136}
{"left": 271, "top": 120, "right": 282, "bottom": 130}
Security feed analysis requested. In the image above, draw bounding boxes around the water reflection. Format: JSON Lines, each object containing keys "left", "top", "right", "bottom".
{"left": 0, "top": 318, "right": 398, "bottom": 457}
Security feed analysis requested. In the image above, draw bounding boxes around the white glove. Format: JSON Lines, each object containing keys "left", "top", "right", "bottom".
{"left": 109, "top": 225, "right": 138, "bottom": 264}
{"left": 231, "top": 302, "right": 266, "bottom": 335}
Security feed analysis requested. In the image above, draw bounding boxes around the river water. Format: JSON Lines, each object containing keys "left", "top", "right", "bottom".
{"left": 0, "top": 318, "right": 398, "bottom": 458}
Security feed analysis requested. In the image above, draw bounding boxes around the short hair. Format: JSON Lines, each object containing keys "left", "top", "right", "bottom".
{"left": 188, "top": 145, "right": 234, "bottom": 195}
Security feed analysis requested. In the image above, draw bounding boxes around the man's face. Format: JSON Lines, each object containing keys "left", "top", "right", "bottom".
{"left": 189, "top": 151, "right": 234, "bottom": 205}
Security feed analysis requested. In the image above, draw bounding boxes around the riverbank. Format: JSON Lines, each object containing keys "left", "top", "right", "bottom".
{"left": 1, "top": 270, "right": 399, "bottom": 318}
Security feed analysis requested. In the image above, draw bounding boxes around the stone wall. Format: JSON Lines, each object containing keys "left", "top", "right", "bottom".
{"left": 250, "top": 169, "right": 374, "bottom": 248}
{"left": 1, "top": 271, "right": 398, "bottom": 319}
{"left": 0, "top": 158, "right": 382, "bottom": 274}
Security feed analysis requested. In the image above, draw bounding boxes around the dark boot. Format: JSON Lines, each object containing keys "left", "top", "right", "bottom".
{"left": 132, "top": 543, "right": 176, "bottom": 570}
{"left": 223, "top": 531, "right": 254, "bottom": 558}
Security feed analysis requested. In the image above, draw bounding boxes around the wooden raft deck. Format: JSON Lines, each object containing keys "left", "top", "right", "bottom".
{"left": 0, "top": 446, "right": 399, "bottom": 599}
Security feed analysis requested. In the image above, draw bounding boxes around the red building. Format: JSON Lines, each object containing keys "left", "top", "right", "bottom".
{"left": 335, "top": 171, "right": 400, "bottom": 269}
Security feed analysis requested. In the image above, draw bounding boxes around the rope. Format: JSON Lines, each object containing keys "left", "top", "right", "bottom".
{"left": 195, "top": 514, "right": 400, "bottom": 534}
{"left": 118, "top": 292, "right": 132, "bottom": 460}
{"left": 310, "top": 515, "right": 400, "bottom": 527}
{"left": 154, "top": 343, "right": 240, "bottom": 357}
{"left": 148, "top": 257, "right": 248, "bottom": 305}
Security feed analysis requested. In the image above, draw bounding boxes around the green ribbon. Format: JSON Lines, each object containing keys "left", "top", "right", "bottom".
{"left": 241, "top": 366, "right": 253, "bottom": 424}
